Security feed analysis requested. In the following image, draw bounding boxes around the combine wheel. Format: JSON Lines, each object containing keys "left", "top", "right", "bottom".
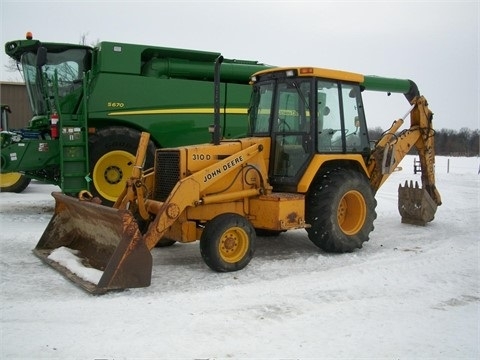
{"left": 89, "top": 127, "right": 156, "bottom": 205}
{"left": 306, "top": 168, "right": 377, "bottom": 252}
{"left": 200, "top": 213, "right": 256, "bottom": 272}
{"left": 0, "top": 173, "right": 31, "bottom": 193}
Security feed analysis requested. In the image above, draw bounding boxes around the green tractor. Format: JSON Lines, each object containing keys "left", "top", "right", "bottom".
{"left": 0, "top": 104, "right": 31, "bottom": 192}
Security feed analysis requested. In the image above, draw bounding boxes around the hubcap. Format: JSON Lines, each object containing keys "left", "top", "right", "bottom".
{"left": 337, "top": 190, "right": 367, "bottom": 235}
{"left": 104, "top": 165, "right": 123, "bottom": 185}
{"left": 219, "top": 227, "right": 249, "bottom": 263}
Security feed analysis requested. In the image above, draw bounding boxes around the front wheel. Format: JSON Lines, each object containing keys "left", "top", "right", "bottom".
{"left": 306, "top": 168, "right": 377, "bottom": 252}
{"left": 200, "top": 213, "right": 256, "bottom": 272}
{"left": 0, "top": 173, "right": 31, "bottom": 193}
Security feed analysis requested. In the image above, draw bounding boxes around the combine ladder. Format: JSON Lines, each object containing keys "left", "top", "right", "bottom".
{"left": 58, "top": 112, "right": 90, "bottom": 195}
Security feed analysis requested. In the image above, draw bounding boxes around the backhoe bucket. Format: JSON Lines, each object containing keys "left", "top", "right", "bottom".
{"left": 34, "top": 192, "right": 152, "bottom": 294}
{"left": 398, "top": 181, "right": 437, "bottom": 226}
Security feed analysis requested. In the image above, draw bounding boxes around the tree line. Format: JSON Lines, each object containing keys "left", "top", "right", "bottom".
{"left": 368, "top": 127, "right": 479, "bottom": 157}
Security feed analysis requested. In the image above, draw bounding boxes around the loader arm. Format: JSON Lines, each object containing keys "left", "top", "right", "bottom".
{"left": 142, "top": 142, "right": 267, "bottom": 250}
{"left": 33, "top": 141, "right": 267, "bottom": 293}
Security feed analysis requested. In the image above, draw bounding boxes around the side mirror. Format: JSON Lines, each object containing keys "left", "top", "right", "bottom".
{"left": 36, "top": 46, "right": 47, "bottom": 68}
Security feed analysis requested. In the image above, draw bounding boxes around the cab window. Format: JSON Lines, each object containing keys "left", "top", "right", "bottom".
{"left": 317, "top": 81, "right": 368, "bottom": 153}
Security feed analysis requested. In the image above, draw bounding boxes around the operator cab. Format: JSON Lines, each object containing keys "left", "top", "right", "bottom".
{"left": 5, "top": 35, "right": 92, "bottom": 118}
{"left": 248, "top": 67, "right": 370, "bottom": 191}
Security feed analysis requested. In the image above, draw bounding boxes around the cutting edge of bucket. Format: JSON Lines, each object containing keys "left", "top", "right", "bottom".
{"left": 33, "top": 248, "right": 111, "bottom": 294}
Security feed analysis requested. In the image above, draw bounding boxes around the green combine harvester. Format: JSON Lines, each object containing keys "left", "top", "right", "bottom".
{"left": 1, "top": 33, "right": 271, "bottom": 202}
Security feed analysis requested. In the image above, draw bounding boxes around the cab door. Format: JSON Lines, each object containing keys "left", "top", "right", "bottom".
{"left": 270, "top": 79, "right": 314, "bottom": 191}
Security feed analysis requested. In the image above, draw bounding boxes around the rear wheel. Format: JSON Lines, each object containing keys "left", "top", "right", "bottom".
{"left": 89, "top": 127, "right": 156, "bottom": 205}
{"left": 200, "top": 213, "right": 256, "bottom": 272}
{"left": 306, "top": 168, "right": 377, "bottom": 252}
{"left": 0, "top": 173, "right": 31, "bottom": 193}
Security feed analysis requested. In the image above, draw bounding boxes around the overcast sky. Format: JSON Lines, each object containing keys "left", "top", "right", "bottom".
{"left": 1, "top": 0, "right": 478, "bottom": 130}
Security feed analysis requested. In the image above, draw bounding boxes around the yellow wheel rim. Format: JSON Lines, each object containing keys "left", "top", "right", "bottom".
{"left": 218, "top": 226, "right": 249, "bottom": 264}
{"left": 92, "top": 150, "right": 135, "bottom": 202}
{"left": 0, "top": 172, "right": 23, "bottom": 188}
{"left": 337, "top": 190, "right": 367, "bottom": 235}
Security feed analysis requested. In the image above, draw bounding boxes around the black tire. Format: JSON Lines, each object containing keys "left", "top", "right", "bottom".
{"left": 156, "top": 238, "right": 176, "bottom": 247}
{"left": 306, "top": 168, "right": 377, "bottom": 252}
{"left": 200, "top": 213, "right": 256, "bottom": 272}
{"left": 89, "top": 127, "right": 156, "bottom": 205}
{"left": 255, "top": 229, "right": 285, "bottom": 237}
{"left": 133, "top": 213, "right": 176, "bottom": 247}
{"left": 0, "top": 173, "right": 31, "bottom": 193}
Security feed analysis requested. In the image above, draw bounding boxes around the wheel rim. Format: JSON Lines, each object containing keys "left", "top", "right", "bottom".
{"left": 218, "top": 226, "right": 249, "bottom": 264}
{"left": 0, "top": 173, "right": 23, "bottom": 188}
{"left": 92, "top": 150, "right": 135, "bottom": 202}
{"left": 337, "top": 190, "right": 367, "bottom": 235}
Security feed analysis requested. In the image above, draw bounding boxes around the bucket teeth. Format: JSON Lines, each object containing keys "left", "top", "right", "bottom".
{"left": 398, "top": 181, "right": 437, "bottom": 226}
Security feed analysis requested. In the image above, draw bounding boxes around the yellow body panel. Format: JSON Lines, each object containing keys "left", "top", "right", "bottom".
{"left": 175, "top": 138, "right": 271, "bottom": 196}
{"left": 297, "top": 154, "right": 370, "bottom": 193}
{"left": 162, "top": 218, "right": 198, "bottom": 243}
{"left": 249, "top": 193, "right": 307, "bottom": 231}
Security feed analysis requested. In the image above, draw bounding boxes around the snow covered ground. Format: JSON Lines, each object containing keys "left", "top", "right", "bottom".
{"left": 0, "top": 155, "right": 479, "bottom": 359}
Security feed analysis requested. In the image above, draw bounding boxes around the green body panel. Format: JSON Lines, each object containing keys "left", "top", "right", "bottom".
{"left": 1, "top": 137, "right": 59, "bottom": 173}
{"left": 86, "top": 73, "right": 255, "bottom": 146}
{"left": 1, "top": 38, "right": 271, "bottom": 194}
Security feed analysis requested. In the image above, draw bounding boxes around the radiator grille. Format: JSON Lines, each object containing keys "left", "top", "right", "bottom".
{"left": 154, "top": 150, "right": 180, "bottom": 202}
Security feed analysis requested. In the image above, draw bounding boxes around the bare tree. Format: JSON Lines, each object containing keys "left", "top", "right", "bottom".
{"left": 3, "top": 57, "right": 22, "bottom": 81}
{"left": 79, "top": 32, "right": 100, "bottom": 47}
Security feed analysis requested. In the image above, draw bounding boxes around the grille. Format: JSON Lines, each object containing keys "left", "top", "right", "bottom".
{"left": 154, "top": 150, "right": 180, "bottom": 202}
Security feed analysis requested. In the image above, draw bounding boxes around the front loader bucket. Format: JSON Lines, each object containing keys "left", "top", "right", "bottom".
{"left": 398, "top": 181, "right": 438, "bottom": 226}
{"left": 34, "top": 192, "right": 152, "bottom": 294}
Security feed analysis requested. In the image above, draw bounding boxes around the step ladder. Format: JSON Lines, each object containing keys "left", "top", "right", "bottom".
{"left": 58, "top": 114, "right": 90, "bottom": 195}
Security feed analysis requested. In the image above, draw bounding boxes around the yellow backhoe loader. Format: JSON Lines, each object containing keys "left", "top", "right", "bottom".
{"left": 34, "top": 57, "right": 441, "bottom": 293}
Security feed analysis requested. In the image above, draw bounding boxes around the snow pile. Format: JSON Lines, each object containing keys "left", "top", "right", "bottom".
{"left": 47, "top": 246, "right": 103, "bottom": 285}
{"left": 0, "top": 155, "right": 478, "bottom": 359}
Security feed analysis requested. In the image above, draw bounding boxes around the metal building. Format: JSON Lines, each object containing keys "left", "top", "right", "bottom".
{"left": 0, "top": 82, "right": 32, "bottom": 129}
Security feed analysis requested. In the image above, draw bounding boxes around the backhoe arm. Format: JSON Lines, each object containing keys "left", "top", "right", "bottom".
{"left": 368, "top": 96, "right": 441, "bottom": 205}
{"left": 367, "top": 95, "right": 441, "bottom": 225}
{"left": 409, "top": 97, "right": 442, "bottom": 206}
